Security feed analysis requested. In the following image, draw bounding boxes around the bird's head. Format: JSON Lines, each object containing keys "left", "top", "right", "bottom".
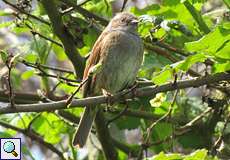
{"left": 108, "top": 12, "right": 139, "bottom": 33}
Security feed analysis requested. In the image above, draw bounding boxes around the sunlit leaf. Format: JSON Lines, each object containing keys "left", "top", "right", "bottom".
{"left": 184, "top": 149, "right": 208, "bottom": 160}
{"left": 52, "top": 44, "right": 67, "bottom": 61}
{"left": 0, "top": 21, "right": 13, "bottom": 28}
{"left": 152, "top": 65, "right": 173, "bottom": 85}
{"left": 21, "top": 70, "right": 35, "bottom": 80}
{"left": 185, "top": 25, "right": 230, "bottom": 56}
{"left": 213, "top": 61, "right": 230, "bottom": 73}
{"left": 150, "top": 93, "right": 166, "bottom": 107}
{"left": 24, "top": 54, "right": 39, "bottom": 63}
{"left": 0, "top": 50, "right": 7, "bottom": 62}
{"left": 175, "top": 53, "right": 208, "bottom": 71}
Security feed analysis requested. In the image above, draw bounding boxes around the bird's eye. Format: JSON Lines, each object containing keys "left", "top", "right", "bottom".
{"left": 120, "top": 18, "right": 126, "bottom": 23}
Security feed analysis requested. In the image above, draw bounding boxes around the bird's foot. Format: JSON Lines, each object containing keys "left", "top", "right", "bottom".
{"left": 102, "top": 89, "right": 114, "bottom": 107}
{"left": 123, "top": 81, "right": 138, "bottom": 98}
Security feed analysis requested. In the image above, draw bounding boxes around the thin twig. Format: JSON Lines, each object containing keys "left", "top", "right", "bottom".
{"left": 106, "top": 103, "right": 129, "bottom": 126}
{"left": 120, "top": 0, "right": 128, "bottom": 12}
{"left": 37, "top": 72, "right": 79, "bottom": 84}
{"left": 21, "top": 60, "right": 74, "bottom": 74}
{"left": 5, "top": 54, "right": 15, "bottom": 108}
{"left": 27, "top": 113, "right": 42, "bottom": 130}
{"left": 65, "top": 78, "right": 88, "bottom": 107}
{"left": 61, "top": 0, "right": 92, "bottom": 15}
{"left": 6, "top": 65, "right": 14, "bottom": 107}
{"left": 50, "top": 73, "right": 73, "bottom": 93}
{"left": 154, "top": 41, "right": 191, "bottom": 57}
{"left": 20, "top": 60, "right": 80, "bottom": 85}
{"left": 30, "top": 30, "right": 62, "bottom": 47}
{"left": 2, "top": 0, "right": 50, "bottom": 25}
{"left": 60, "top": 0, "right": 109, "bottom": 26}
{"left": 56, "top": 110, "right": 80, "bottom": 125}
{"left": 145, "top": 89, "right": 179, "bottom": 144}
{"left": 137, "top": 89, "right": 179, "bottom": 160}
{"left": 178, "top": 107, "right": 213, "bottom": 131}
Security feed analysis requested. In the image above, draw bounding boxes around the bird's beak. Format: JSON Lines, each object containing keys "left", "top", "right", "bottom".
{"left": 130, "top": 19, "right": 139, "bottom": 25}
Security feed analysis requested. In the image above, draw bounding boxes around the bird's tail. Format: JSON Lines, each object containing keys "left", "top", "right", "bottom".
{"left": 72, "top": 106, "right": 98, "bottom": 147}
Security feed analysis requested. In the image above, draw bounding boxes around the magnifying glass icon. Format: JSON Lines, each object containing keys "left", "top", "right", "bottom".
{"left": 3, "top": 141, "right": 18, "bottom": 157}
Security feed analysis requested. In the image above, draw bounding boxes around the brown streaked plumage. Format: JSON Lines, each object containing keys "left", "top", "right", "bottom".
{"left": 73, "top": 12, "right": 144, "bottom": 147}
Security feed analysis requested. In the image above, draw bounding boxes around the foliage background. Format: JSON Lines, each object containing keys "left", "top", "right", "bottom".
{"left": 0, "top": 0, "right": 230, "bottom": 160}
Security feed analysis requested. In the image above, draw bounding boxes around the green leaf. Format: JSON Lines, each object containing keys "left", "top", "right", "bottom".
{"left": 16, "top": 113, "right": 33, "bottom": 129}
{"left": 178, "top": 131, "right": 208, "bottom": 148}
{"left": 185, "top": 25, "right": 230, "bottom": 55}
{"left": 150, "top": 122, "right": 173, "bottom": 152}
{"left": 0, "top": 131, "right": 12, "bottom": 138}
{"left": 142, "top": 53, "right": 168, "bottom": 70}
{"left": 11, "top": 68, "right": 21, "bottom": 89}
{"left": 150, "top": 93, "right": 166, "bottom": 107}
{"left": 0, "top": 50, "right": 7, "bottom": 62}
{"left": 213, "top": 61, "right": 230, "bottom": 73}
{"left": 0, "top": 9, "right": 14, "bottom": 16}
{"left": 85, "top": 0, "right": 112, "bottom": 18}
{"left": 152, "top": 122, "right": 173, "bottom": 142}
{"left": 214, "top": 41, "right": 230, "bottom": 59}
{"left": 30, "top": 38, "right": 49, "bottom": 63}
{"left": 175, "top": 53, "right": 208, "bottom": 71}
{"left": 152, "top": 65, "right": 173, "bottom": 85}
{"left": 22, "top": 145, "right": 36, "bottom": 160}
{"left": 21, "top": 70, "right": 35, "bottom": 80}
{"left": 11, "top": 26, "right": 30, "bottom": 34}
{"left": 163, "top": 0, "right": 181, "bottom": 6}
{"left": 131, "top": 0, "right": 197, "bottom": 31}
{"left": 152, "top": 152, "right": 183, "bottom": 160}
{"left": 184, "top": 149, "right": 208, "bottom": 160}
{"left": 0, "top": 21, "right": 13, "bottom": 28}
{"left": 115, "top": 116, "right": 140, "bottom": 130}
{"left": 118, "top": 150, "right": 128, "bottom": 160}
{"left": 24, "top": 54, "right": 38, "bottom": 63}
{"left": 32, "top": 113, "right": 70, "bottom": 144}
{"left": 150, "top": 149, "right": 218, "bottom": 160}
{"left": 52, "top": 44, "right": 67, "bottom": 61}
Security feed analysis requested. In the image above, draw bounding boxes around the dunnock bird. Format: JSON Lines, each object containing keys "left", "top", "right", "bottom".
{"left": 73, "top": 12, "right": 144, "bottom": 147}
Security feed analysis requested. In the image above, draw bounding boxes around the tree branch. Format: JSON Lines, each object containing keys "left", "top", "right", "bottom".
{"left": 95, "top": 110, "right": 118, "bottom": 160}
{"left": 1, "top": 73, "right": 229, "bottom": 114}
{"left": 0, "top": 90, "right": 162, "bottom": 121}
{"left": 0, "top": 90, "right": 42, "bottom": 104}
{"left": 40, "top": 0, "right": 85, "bottom": 78}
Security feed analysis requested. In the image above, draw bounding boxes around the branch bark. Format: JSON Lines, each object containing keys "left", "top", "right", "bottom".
{"left": 40, "top": 0, "right": 85, "bottom": 78}
{"left": 1, "top": 72, "right": 230, "bottom": 114}
{"left": 95, "top": 110, "right": 118, "bottom": 160}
